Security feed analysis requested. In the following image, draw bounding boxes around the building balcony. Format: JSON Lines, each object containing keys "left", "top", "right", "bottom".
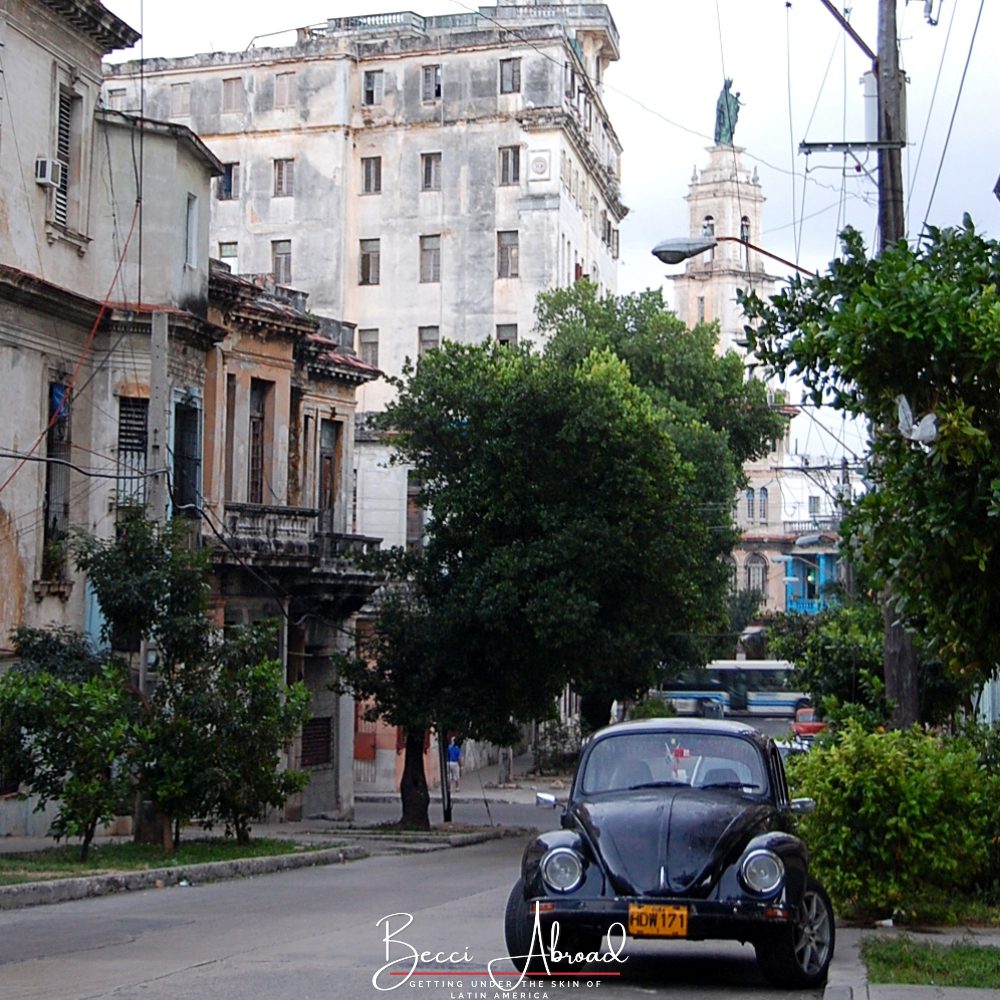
{"left": 783, "top": 517, "right": 841, "bottom": 535}
{"left": 215, "top": 503, "right": 379, "bottom": 570}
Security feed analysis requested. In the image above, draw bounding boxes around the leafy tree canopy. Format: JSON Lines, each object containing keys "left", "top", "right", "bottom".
{"left": 343, "top": 340, "right": 713, "bottom": 746}
{"left": 742, "top": 219, "right": 1000, "bottom": 693}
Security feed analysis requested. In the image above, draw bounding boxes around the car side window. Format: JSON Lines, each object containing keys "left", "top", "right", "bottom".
{"left": 770, "top": 747, "right": 790, "bottom": 807}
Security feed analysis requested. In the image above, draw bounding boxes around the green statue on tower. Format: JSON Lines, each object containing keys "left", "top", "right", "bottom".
{"left": 714, "top": 78, "right": 743, "bottom": 145}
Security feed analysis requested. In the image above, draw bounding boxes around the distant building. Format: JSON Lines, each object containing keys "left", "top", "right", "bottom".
{"left": 668, "top": 143, "right": 843, "bottom": 617}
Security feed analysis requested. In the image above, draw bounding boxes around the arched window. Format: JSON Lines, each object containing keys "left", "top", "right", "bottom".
{"left": 702, "top": 215, "right": 715, "bottom": 263}
{"left": 745, "top": 553, "right": 767, "bottom": 594}
{"left": 758, "top": 487, "right": 768, "bottom": 522}
{"left": 746, "top": 487, "right": 755, "bottom": 520}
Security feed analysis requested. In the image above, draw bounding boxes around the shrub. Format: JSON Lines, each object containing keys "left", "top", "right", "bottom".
{"left": 628, "top": 696, "right": 677, "bottom": 720}
{"left": 786, "top": 721, "right": 991, "bottom": 920}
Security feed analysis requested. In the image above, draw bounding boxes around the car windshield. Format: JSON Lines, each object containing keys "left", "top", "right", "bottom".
{"left": 579, "top": 731, "right": 768, "bottom": 796}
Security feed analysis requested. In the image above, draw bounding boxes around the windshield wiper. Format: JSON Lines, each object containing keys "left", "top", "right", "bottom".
{"left": 627, "top": 780, "right": 689, "bottom": 790}
{"left": 700, "top": 781, "right": 761, "bottom": 791}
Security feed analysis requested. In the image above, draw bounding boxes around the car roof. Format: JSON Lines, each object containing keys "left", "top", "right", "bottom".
{"left": 589, "top": 717, "right": 773, "bottom": 749}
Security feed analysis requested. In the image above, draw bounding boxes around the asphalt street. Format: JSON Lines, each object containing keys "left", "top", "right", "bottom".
{"left": 0, "top": 836, "right": 826, "bottom": 1000}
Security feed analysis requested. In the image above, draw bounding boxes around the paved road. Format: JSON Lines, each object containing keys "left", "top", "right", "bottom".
{"left": 0, "top": 836, "right": 826, "bottom": 1000}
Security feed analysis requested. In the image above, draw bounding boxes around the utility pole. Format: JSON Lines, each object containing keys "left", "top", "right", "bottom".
{"left": 807, "top": 1, "right": 920, "bottom": 727}
{"left": 877, "top": 0, "right": 919, "bottom": 727}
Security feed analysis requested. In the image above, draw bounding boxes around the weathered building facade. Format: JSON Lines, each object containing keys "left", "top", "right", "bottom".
{"left": 1, "top": 0, "right": 381, "bottom": 827}
{"left": 102, "top": 1, "right": 626, "bottom": 548}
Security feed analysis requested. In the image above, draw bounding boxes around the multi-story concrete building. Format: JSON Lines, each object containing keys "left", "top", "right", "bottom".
{"left": 102, "top": 1, "right": 627, "bottom": 548}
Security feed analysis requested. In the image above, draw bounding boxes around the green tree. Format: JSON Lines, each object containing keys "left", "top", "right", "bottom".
{"left": 337, "top": 339, "right": 717, "bottom": 827}
{"left": 537, "top": 283, "right": 786, "bottom": 718}
{"left": 743, "top": 219, "right": 1000, "bottom": 718}
{"left": 0, "top": 655, "right": 133, "bottom": 861}
{"left": 200, "top": 624, "right": 310, "bottom": 845}
{"left": 0, "top": 511, "right": 310, "bottom": 853}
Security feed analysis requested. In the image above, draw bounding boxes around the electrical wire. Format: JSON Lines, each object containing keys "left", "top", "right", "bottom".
{"left": 0, "top": 200, "right": 141, "bottom": 498}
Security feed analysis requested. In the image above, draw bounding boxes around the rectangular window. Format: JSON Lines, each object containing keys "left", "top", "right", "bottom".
{"left": 406, "top": 472, "right": 425, "bottom": 550}
{"left": 184, "top": 193, "right": 198, "bottom": 268}
{"left": 421, "top": 64, "right": 442, "bottom": 102}
{"left": 248, "top": 380, "right": 273, "bottom": 504}
{"left": 301, "top": 717, "right": 332, "bottom": 767}
{"left": 362, "top": 69, "right": 384, "bottom": 106}
{"left": 172, "top": 399, "right": 200, "bottom": 514}
{"left": 418, "top": 325, "right": 439, "bottom": 357}
{"left": 358, "top": 328, "right": 379, "bottom": 367}
{"left": 272, "top": 239, "right": 292, "bottom": 284}
{"left": 52, "top": 90, "right": 79, "bottom": 226}
{"left": 219, "top": 242, "right": 238, "bottom": 273}
{"left": 499, "top": 57, "right": 521, "bottom": 94}
{"left": 808, "top": 495, "right": 821, "bottom": 517}
{"left": 496, "top": 324, "right": 518, "bottom": 346}
{"left": 42, "top": 382, "right": 72, "bottom": 574}
{"left": 170, "top": 82, "right": 191, "bottom": 117}
{"left": 222, "top": 76, "right": 242, "bottom": 112}
{"left": 116, "top": 395, "right": 147, "bottom": 509}
{"left": 274, "top": 71, "right": 296, "bottom": 109}
{"left": 107, "top": 88, "right": 127, "bottom": 111}
{"left": 419, "top": 235, "right": 441, "bottom": 283}
{"left": 497, "top": 230, "right": 519, "bottom": 278}
{"left": 420, "top": 152, "right": 441, "bottom": 192}
{"left": 360, "top": 239, "right": 380, "bottom": 285}
{"left": 218, "top": 162, "right": 240, "bottom": 200}
{"left": 362, "top": 156, "right": 382, "bottom": 194}
{"left": 273, "top": 158, "right": 294, "bottom": 197}
{"left": 499, "top": 145, "right": 520, "bottom": 185}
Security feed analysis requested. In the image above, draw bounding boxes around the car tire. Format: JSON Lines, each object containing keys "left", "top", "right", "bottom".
{"left": 755, "top": 877, "right": 835, "bottom": 988}
{"left": 504, "top": 878, "right": 533, "bottom": 972}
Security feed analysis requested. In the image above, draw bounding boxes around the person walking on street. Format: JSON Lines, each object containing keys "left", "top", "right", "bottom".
{"left": 447, "top": 736, "right": 462, "bottom": 791}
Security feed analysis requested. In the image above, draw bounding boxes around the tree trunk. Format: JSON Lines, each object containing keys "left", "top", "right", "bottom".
{"left": 399, "top": 728, "right": 431, "bottom": 830}
{"left": 884, "top": 599, "right": 919, "bottom": 728}
{"left": 79, "top": 818, "right": 97, "bottom": 862}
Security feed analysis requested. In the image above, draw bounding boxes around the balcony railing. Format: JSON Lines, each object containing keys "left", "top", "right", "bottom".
{"left": 219, "top": 503, "right": 380, "bottom": 568}
{"left": 783, "top": 517, "right": 841, "bottom": 535}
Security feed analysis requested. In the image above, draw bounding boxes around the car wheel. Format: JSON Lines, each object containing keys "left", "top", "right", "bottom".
{"left": 504, "top": 878, "right": 533, "bottom": 972}
{"left": 755, "top": 877, "right": 835, "bottom": 988}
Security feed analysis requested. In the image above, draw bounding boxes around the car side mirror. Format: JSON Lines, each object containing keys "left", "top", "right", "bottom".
{"left": 536, "top": 791, "right": 562, "bottom": 809}
{"left": 790, "top": 797, "right": 815, "bottom": 815}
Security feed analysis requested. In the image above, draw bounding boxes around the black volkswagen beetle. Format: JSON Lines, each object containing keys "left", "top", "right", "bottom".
{"left": 504, "top": 718, "right": 834, "bottom": 988}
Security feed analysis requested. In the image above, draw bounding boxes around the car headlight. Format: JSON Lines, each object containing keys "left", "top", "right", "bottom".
{"left": 740, "top": 849, "right": 785, "bottom": 895}
{"left": 540, "top": 847, "right": 585, "bottom": 892}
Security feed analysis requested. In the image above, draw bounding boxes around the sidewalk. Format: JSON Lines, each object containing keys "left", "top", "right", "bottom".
{"left": 825, "top": 923, "right": 1000, "bottom": 1000}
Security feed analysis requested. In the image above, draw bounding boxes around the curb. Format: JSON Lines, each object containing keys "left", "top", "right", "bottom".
{"left": 0, "top": 826, "right": 518, "bottom": 911}
{"left": 0, "top": 844, "right": 368, "bottom": 911}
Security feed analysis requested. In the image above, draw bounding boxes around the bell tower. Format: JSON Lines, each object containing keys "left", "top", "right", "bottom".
{"left": 670, "top": 145, "right": 780, "bottom": 357}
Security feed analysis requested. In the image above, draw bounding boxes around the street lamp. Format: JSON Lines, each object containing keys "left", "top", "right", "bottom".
{"left": 652, "top": 236, "right": 816, "bottom": 276}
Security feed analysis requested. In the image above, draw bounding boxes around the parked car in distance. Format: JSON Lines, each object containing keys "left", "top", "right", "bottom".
{"left": 505, "top": 718, "right": 835, "bottom": 988}
{"left": 791, "top": 706, "right": 828, "bottom": 738}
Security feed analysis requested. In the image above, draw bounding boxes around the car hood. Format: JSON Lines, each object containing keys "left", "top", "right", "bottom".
{"left": 571, "top": 789, "right": 774, "bottom": 897}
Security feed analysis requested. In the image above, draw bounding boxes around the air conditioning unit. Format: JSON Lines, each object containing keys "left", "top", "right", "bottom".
{"left": 34, "top": 157, "right": 65, "bottom": 189}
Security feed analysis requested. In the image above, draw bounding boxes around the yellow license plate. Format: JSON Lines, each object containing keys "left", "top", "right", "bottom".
{"left": 627, "top": 903, "right": 689, "bottom": 938}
